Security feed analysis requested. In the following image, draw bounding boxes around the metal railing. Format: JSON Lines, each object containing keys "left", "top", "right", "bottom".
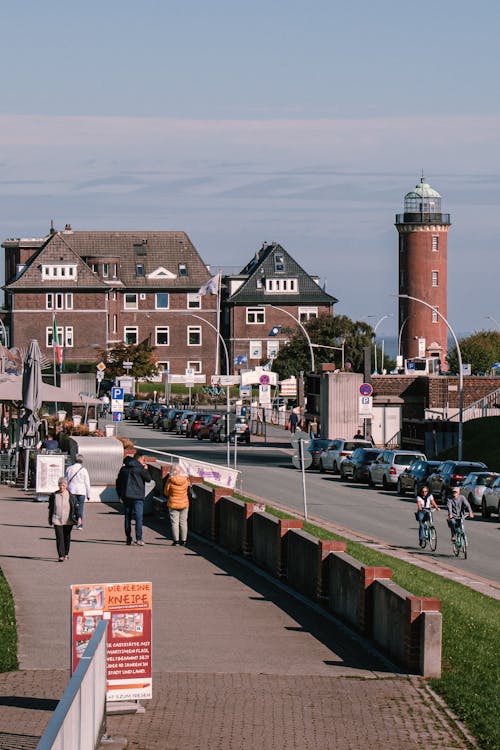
{"left": 445, "top": 385, "right": 500, "bottom": 423}
{"left": 36, "top": 620, "right": 107, "bottom": 750}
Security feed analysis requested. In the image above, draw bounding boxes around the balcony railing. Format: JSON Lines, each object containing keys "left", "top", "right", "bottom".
{"left": 395, "top": 213, "right": 451, "bottom": 225}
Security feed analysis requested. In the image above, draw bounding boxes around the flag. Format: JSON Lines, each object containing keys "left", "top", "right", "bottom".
{"left": 52, "top": 316, "right": 63, "bottom": 366}
{"left": 198, "top": 273, "right": 220, "bottom": 296}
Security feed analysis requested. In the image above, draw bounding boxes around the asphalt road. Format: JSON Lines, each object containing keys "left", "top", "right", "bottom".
{"left": 117, "top": 420, "right": 500, "bottom": 585}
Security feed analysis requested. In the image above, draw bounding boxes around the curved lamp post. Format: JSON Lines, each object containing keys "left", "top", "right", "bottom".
{"left": 369, "top": 314, "right": 393, "bottom": 374}
{"left": 184, "top": 313, "right": 231, "bottom": 467}
{"left": 484, "top": 315, "right": 500, "bottom": 332}
{"left": 398, "top": 316, "right": 410, "bottom": 360}
{"left": 264, "top": 304, "right": 315, "bottom": 372}
{"left": 398, "top": 294, "right": 463, "bottom": 460}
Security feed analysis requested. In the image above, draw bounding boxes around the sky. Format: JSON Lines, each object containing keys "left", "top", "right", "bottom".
{"left": 2, "top": 0, "right": 500, "bottom": 339}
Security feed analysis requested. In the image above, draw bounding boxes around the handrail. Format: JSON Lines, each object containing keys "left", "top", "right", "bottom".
{"left": 36, "top": 620, "right": 107, "bottom": 750}
{"left": 447, "top": 385, "right": 500, "bottom": 423}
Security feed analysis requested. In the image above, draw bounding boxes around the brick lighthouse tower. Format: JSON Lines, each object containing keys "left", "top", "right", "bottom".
{"left": 395, "top": 177, "right": 451, "bottom": 367}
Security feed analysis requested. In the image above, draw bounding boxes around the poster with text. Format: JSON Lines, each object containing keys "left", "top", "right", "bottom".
{"left": 71, "top": 581, "right": 152, "bottom": 701}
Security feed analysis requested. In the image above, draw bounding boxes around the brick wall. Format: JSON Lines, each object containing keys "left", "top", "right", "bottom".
{"left": 374, "top": 375, "right": 500, "bottom": 410}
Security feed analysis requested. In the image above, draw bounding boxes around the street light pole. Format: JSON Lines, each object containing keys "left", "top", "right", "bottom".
{"left": 398, "top": 316, "right": 410, "bottom": 359}
{"left": 264, "top": 305, "right": 315, "bottom": 372}
{"left": 369, "top": 314, "right": 393, "bottom": 374}
{"left": 484, "top": 315, "right": 500, "bottom": 332}
{"left": 399, "top": 294, "right": 463, "bottom": 460}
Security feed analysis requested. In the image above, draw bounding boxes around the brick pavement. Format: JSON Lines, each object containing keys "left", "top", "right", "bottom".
{"left": 0, "top": 484, "right": 475, "bottom": 750}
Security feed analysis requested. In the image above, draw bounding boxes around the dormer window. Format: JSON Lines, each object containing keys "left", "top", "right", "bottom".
{"left": 178, "top": 263, "right": 188, "bottom": 277}
{"left": 42, "top": 264, "right": 77, "bottom": 280}
{"left": 264, "top": 277, "right": 298, "bottom": 293}
{"left": 274, "top": 253, "right": 285, "bottom": 272}
{"left": 136, "top": 264, "right": 145, "bottom": 277}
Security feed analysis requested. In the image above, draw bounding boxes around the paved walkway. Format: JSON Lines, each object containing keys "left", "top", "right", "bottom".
{"left": 0, "top": 484, "right": 475, "bottom": 750}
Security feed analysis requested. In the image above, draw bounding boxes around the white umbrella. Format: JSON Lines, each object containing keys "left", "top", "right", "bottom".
{"left": 20, "top": 340, "right": 43, "bottom": 489}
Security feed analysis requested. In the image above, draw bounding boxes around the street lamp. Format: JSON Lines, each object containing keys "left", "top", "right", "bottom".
{"left": 398, "top": 316, "right": 410, "bottom": 360}
{"left": 484, "top": 315, "right": 500, "bottom": 332}
{"left": 369, "top": 314, "right": 393, "bottom": 374}
{"left": 398, "top": 294, "right": 463, "bottom": 460}
{"left": 264, "top": 305, "right": 315, "bottom": 372}
{"left": 184, "top": 313, "right": 231, "bottom": 467}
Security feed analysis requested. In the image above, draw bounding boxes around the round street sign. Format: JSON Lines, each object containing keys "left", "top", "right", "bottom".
{"left": 259, "top": 373, "right": 271, "bottom": 385}
{"left": 290, "top": 429, "right": 310, "bottom": 451}
{"left": 359, "top": 383, "right": 373, "bottom": 397}
{"left": 292, "top": 451, "right": 312, "bottom": 470}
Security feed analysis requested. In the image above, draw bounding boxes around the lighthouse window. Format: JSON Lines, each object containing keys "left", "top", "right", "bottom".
{"left": 432, "top": 307, "right": 439, "bottom": 323}
{"left": 432, "top": 235, "right": 439, "bottom": 252}
{"left": 432, "top": 271, "right": 439, "bottom": 287}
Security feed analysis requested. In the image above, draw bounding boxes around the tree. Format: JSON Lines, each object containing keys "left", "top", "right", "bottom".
{"left": 447, "top": 331, "right": 500, "bottom": 374}
{"left": 271, "top": 313, "right": 374, "bottom": 380}
{"left": 100, "top": 340, "right": 158, "bottom": 380}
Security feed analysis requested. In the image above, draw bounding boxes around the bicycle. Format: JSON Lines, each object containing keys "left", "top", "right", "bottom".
{"left": 420, "top": 510, "right": 437, "bottom": 551}
{"left": 451, "top": 517, "right": 468, "bottom": 559}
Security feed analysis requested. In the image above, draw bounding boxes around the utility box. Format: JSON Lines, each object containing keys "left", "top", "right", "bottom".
{"left": 320, "top": 371, "right": 363, "bottom": 439}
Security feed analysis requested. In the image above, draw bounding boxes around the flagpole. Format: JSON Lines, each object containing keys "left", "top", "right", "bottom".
{"left": 53, "top": 336, "right": 58, "bottom": 413}
{"left": 215, "top": 271, "right": 221, "bottom": 376}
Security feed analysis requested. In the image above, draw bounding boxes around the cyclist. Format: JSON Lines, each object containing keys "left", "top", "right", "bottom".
{"left": 447, "top": 487, "right": 474, "bottom": 541}
{"left": 416, "top": 485, "right": 440, "bottom": 547}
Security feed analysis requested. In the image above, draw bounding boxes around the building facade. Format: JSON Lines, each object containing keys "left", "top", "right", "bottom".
{"left": 396, "top": 178, "right": 451, "bottom": 365}
{"left": 222, "top": 242, "right": 337, "bottom": 373}
{"left": 2, "top": 227, "right": 217, "bottom": 378}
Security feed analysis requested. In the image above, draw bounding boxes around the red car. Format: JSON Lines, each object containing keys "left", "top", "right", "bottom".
{"left": 196, "top": 414, "right": 221, "bottom": 440}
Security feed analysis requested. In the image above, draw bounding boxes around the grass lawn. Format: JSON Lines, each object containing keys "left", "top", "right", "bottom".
{"left": 0, "top": 569, "right": 17, "bottom": 672}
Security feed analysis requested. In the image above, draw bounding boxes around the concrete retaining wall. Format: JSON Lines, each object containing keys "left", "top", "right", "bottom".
{"left": 151, "top": 481, "right": 442, "bottom": 677}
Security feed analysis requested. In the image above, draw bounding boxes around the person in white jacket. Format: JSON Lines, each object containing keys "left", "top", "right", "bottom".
{"left": 65, "top": 454, "right": 91, "bottom": 530}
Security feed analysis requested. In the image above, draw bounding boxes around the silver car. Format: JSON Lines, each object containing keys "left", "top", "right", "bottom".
{"left": 368, "top": 450, "right": 426, "bottom": 490}
{"left": 319, "top": 438, "right": 373, "bottom": 474}
{"left": 481, "top": 476, "right": 500, "bottom": 518}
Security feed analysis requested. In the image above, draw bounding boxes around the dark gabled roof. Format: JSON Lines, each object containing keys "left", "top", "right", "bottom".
{"left": 4, "top": 233, "right": 107, "bottom": 290}
{"left": 224, "top": 242, "right": 337, "bottom": 306}
{"left": 4, "top": 230, "right": 211, "bottom": 291}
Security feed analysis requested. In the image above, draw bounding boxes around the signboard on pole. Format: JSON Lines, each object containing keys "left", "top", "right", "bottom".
{"left": 358, "top": 395, "right": 373, "bottom": 418}
{"left": 71, "top": 581, "right": 152, "bottom": 702}
{"left": 111, "top": 386, "right": 124, "bottom": 413}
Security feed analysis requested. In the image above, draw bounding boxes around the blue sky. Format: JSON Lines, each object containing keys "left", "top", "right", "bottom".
{"left": 2, "top": 0, "right": 500, "bottom": 337}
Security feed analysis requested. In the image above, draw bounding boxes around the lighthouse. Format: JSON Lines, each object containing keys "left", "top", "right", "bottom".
{"left": 395, "top": 177, "right": 451, "bottom": 367}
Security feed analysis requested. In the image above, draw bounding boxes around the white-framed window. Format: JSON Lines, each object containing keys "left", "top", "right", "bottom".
{"left": 187, "top": 361, "right": 202, "bottom": 373}
{"left": 187, "top": 293, "right": 201, "bottom": 309}
{"left": 124, "top": 293, "right": 138, "bottom": 310}
{"left": 42, "top": 264, "right": 77, "bottom": 280}
{"left": 124, "top": 326, "right": 138, "bottom": 345}
{"left": 139, "top": 293, "right": 146, "bottom": 301}
{"left": 178, "top": 263, "right": 188, "bottom": 277}
{"left": 267, "top": 340, "right": 279, "bottom": 357}
{"left": 432, "top": 271, "right": 439, "bottom": 287}
{"left": 112, "top": 263, "right": 118, "bottom": 278}
{"left": 249, "top": 340, "right": 262, "bottom": 359}
{"left": 264, "top": 277, "right": 297, "bottom": 293}
{"left": 187, "top": 326, "right": 202, "bottom": 346}
{"left": 90, "top": 263, "right": 98, "bottom": 274}
{"left": 299, "top": 307, "right": 318, "bottom": 322}
{"left": 155, "top": 292, "right": 169, "bottom": 309}
{"left": 157, "top": 361, "right": 170, "bottom": 375}
{"left": 46, "top": 293, "right": 73, "bottom": 310}
{"left": 155, "top": 326, "right": 169, "bottom": 346}
{"left": 432, "top": 307, "right": 439, "bottom": 323}
{"left": 103, "top": 263, "right": 109, "bottom": 278}
{"left": 46, "top": 326, "right": 73, "bottom": 347}
{"left": 246, "top": 307, "right": 265, "bottom": 324}
{"left": 112, "top": 314, "right": 117, "bottom": 334}
{"left": 432, "top": 235, "right": 439, "bottom": 252}
{"left": 274, "top": 253, "right": 285, "bottom": 272}
{"left": 136, "top": 264, "right": 145, "bottom": 277}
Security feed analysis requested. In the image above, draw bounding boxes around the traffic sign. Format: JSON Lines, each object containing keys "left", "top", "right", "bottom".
{"left": 96, "top": 371, "right": 104, "bottom": 382}
{"left": 96, "top": 361, "right": 106, "bottom": 372}
{"left": 111, "top": 387, "right": 124, "bottom": 400}
{"left": 290, "top": 430, "right": 310, "bottom": 451}
{"left": 359, "top": 383, "right": 373, "bottom": 397}
{"left": 358, "top": 395, "right": 373, "bottom": 417}
{"left": 259, "top": 373, "right": 271, "bottom": 385}
{"left": 112, "top": 412, "right": 123, "bottom": 422}
{"left": 292, "top": 451, "right": 312, "bottom": 470}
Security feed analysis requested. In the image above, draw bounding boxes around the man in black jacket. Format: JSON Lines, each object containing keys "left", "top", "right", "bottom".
{"left": 116, "top": 451, "right": 152, "bottom": 546}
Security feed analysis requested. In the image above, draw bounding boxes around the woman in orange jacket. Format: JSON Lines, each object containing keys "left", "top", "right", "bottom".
{"left": 164, "top": 464, "right": 190, "bottom": 546}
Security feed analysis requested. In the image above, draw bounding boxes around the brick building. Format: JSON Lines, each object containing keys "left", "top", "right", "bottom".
{"left": 222, "top": 242, "right": 337, "bottom": 373}
{"left": 2, "top": 226, "right": 217, "bottom": 378}
{"left": 396, "top": 177, "right": 451, "bottom": 365}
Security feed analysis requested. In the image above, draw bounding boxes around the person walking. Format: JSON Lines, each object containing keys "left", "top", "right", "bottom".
{"left": 164, "top": 464, "right": 191, "bottom": 546}
{"left": 65, "top": 454, "right": 91, "bottom": 530}
{"left": 115, "top": 450, "right": 152, "bottom": 546}
{"left": 288, "top": 411, "right": 299, "bottom": 434}
{"left": 48, "top": 477, "right": 78, "bottom": 561}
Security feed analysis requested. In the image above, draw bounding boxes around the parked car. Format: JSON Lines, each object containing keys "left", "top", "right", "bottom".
{"left": 141, "top": 402, "right": 162, "bottom": 426}
{"left": 124, "top": 399, "right": 150, "bottom": 420}
{"left": 459, "top": 471, "right": 499, "bottom": 510}
{"left": 306, "top": 439, "right": 336, "bottom": 469}
{"left": 186, "top": 412, "right": 211, "bottom": 438}
{"left": 339, "top": 447, "right": 381, "bottom": 482}
{"left": 152, "top": 405, "right": 170, "bottom": 429}
{"left": 211, "top": 416, "right": 250, "bottom": 444}
{"left": 427, "top": 460, "right": 488, "bottom": 500}
{"left": 176, "top": 410, "right": 195, "bottom": 435}
{"left": 481, "top": 476, "right": 500, "bottom": 518}
{"left": 196, "top": 414, "right": 221, "bottom": 440}
{"left": 397, "top": 460, "right": 442, "bottom": 496}
{"left": 368, "top": 450, "right": 426, "bottom": 490}
{"left": 161, "top": 408, "right": 183, "bottom": 432}
{"left": 319, "top": 439, "right": 373, "bottom": 474}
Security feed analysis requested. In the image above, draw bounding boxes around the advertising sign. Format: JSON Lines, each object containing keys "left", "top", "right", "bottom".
{"left": 36, "top": 454, "right": 66, "bottom": 496}
{"left": 71, "top": 581, "right": 152, "bottom": 702}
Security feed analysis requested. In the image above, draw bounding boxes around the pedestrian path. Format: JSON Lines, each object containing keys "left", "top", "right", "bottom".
{"left": 0, "top": 485, "right": 474, "bottom": 750}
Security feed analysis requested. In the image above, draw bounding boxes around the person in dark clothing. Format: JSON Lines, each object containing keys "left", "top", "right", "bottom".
{"left": 42, "top": 431, "right": 59, "bottom": 450}
{"left": 115, "top": 450, "right": 152, "bottom": 546}
{"left": 288, "top": 411, "right": 299, "bottom": 434}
